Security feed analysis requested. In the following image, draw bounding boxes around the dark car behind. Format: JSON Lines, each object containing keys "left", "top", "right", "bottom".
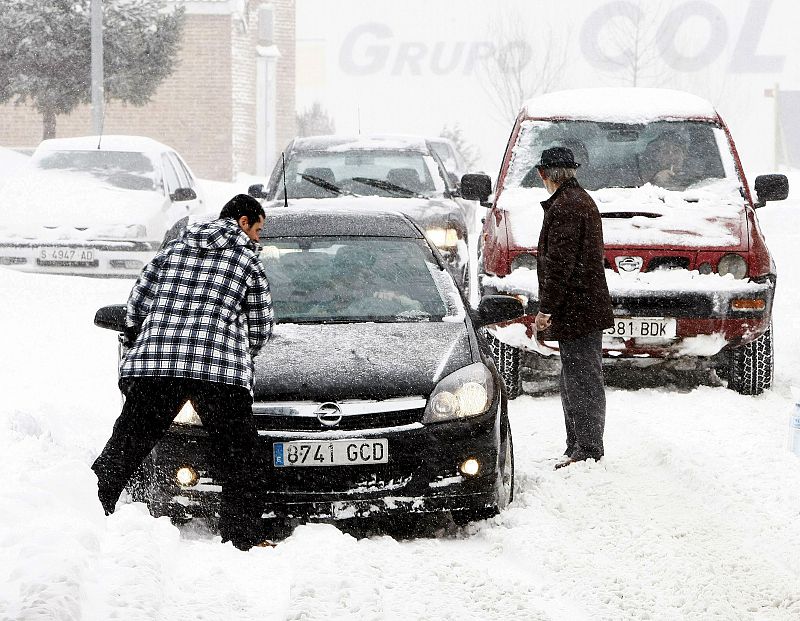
{"left": 248, "top": 135, "right": 475, "bottom": 293}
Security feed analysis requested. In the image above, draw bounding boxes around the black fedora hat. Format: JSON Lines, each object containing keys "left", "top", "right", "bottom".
{"left": 535, "top": 146, "right": 580, "bottom": 169}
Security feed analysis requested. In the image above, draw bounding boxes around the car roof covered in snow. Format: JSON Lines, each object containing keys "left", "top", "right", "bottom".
{"left": 262, "top": 206, "right": 425, "bottom": 239}
{"left": 522, "top": 88, "right": 720, "bottom": 124}
{"left": 290, "top": 134, "right": 430, "bottom": 153}
{"left": 33, "top": 135, "right": 176, "bottom": 155}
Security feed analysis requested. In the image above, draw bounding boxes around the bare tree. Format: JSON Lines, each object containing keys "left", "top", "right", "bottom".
{"left": 440, "top": 123, "right": 480, "bottom": 171}
{"left": 296, "top": 101, "right": 335, "bottom": 137}
{"left": 477, "top": 8, "right": 567, "bottom": 126}
{"left": 593, "top": 0, "right": 673, "bottom": 87}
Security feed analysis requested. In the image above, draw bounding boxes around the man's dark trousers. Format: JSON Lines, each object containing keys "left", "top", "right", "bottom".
{"left": 558, "top": 330, "right": 605, "bottom": 460}
{"left": 92, "top": 377, "right": 266, "bottom": 549}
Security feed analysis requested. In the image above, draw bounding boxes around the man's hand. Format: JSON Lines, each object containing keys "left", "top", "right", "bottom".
{"left": 534, "top": 312, "right": 551, "bottom": 331}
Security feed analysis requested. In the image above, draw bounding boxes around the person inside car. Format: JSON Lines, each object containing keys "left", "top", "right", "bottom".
{"left": 641, "top": 131, "right": 692, "bottom": 190}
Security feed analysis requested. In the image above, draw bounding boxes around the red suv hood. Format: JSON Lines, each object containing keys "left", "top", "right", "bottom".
{"left": 497, "top": 182, "right": 748, "bottom": 252}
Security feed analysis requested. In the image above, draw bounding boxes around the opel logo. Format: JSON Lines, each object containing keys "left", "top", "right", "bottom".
{"left": 315, "top": 402, "right": 343, "bottom": 427}
{"left": 615, "top": 256, "right": 644, "bottom": 273}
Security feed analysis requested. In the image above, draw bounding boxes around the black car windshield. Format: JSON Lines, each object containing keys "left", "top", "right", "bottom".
{"left": 260, "top": 236, "right": 458, "bottom": 323}
{"left": 269, "top": 150, "right": 444, "bottom": 200}
{"left": 33, "top": 150, "right": 157, "bottom": 191}
{"left": 505, "top": 120, "right": 728, "bottom": 192}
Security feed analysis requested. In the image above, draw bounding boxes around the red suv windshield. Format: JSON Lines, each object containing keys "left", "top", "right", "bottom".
{"left": 505, "top": 120, "right": 729, "bottom": 192}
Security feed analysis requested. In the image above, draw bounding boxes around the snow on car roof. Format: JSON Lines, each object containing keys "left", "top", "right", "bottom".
{"left": 33, "top": 135, "right": 175, "bottom": 155}
{"left": 522, "top": 88, "right": 719, "bottom": 123}
{"left": 293, "top": 134, "right": 429, "bottom": 153}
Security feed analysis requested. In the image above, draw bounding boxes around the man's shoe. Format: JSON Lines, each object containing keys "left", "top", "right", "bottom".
{"left": 554, "top": 455, "right": 578, "bottom": 470}
{"left": 255, "top": 539, "right": 277, "bottom": 548}
{"left": 554, "top": 450, "right": 602, "bottom": 470}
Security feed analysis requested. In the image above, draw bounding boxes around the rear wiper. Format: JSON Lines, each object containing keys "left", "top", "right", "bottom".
{"left": 298, "top": 173, "right": 352, "bottom": 196}
{"left": 351, "top": 177, "right": 426, "bottom": 198}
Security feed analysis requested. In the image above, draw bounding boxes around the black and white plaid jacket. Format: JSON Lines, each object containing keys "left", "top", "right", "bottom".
{"left": 120, "top": 218, "right": 273, "bottom": 392}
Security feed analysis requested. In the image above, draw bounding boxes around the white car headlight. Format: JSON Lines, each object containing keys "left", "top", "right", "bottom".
{"left": 718, "top": 253, "right": 747, "bottom": 279}
{"left": 423, "top": 362, "right": 494, "bottom": 423}
{"left": 426, "top": 227, "right": 459, "bottom": 249}
{"left": 174, "top": 401, "right": 202, "bottom": 426}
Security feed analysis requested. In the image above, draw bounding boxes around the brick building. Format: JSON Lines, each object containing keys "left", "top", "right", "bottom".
{"left": 0, "top": 0, "right": 296, "bottom": 181}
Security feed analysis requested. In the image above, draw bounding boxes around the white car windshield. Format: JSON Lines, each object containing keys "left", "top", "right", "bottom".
{"left": 33, "top": 150, "right": 157, "bottom": 191}
{"left": 505, "top": 120, "right": 728, "bottom": 192}
{"left": 270, "top": 150, "right": 444, "bottom": 199}
{"left": 260, "top": 236, "right": 459, "bottom": 323}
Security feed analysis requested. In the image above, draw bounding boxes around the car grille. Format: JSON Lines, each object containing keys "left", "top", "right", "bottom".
{"left": 252, "top": 397, "right": 427, "bottom": 432}
{"left": 269, "top": 464, "right": 414, "bottom": 495}
{"left": 645, "top": 256, "right": 690, "bottom": 271}
{"left": 611, "top": 293, "right": 715, "bottom": 316}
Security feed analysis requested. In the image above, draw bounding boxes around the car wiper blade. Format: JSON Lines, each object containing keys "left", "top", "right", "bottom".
{"left": 298, "top": 173, "right": 352, "bottom": 196}
{"left": 350, "top": 177, "right": 426, "bottom": 198}
{"left": 276, "top": 316, "right": 432, "bottom": 324}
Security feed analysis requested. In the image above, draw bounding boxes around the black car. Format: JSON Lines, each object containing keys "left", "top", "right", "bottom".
{"left": 94, "top": 207, "right": 523, "bottom": 527}
{"left": 247, "top": 134, "right": 475, "bottom": 293}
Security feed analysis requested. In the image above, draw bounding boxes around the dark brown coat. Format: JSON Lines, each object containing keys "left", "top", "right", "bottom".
{"left": 537, "top": 177, "right": 614, "bottom": 341}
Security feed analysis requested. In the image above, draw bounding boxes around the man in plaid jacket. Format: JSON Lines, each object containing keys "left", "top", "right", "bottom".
{"left": 92, "top": 194, "right": 273, "bottom": 550}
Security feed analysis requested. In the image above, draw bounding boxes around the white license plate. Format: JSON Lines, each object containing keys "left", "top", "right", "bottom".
{"left": 38, "top": 247, "right": 95, "bottom": 263}
{"left": 273, "top": 439, "right": 388, "bottom": 467}
{"left": 604, "top": 317, "right": 677, "bottom": 338}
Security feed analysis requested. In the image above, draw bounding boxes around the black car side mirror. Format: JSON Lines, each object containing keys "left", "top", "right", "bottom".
{"left": 461, "top": 173, "right": 492, "bottom": 206}
{"left": 476, "top": 295, "right": 525, "bottom": 327}
{"left": 94, "top": 304, "right": 127, "bottom": 332}
{"left": 753, "top": 174, "right": 789, "bottom": 207}
{"left": 248, "top": 183, "right": 268, "bottom": 199}
{"left": 171, "top": 187, "right": 197, "bottom": 202}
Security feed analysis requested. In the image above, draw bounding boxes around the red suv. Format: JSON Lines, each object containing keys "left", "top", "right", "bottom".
{"left": 462, "top": 87, "right": 789, "bottom": 397}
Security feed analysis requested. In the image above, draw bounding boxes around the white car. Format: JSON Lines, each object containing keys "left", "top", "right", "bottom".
{"left": 0, "top": 135, "right": 205, "bottom": 277}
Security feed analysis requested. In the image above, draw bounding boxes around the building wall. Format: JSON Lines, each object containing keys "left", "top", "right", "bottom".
{"left": 0, "top": 0, "right": 296, "bottom": 181}
{"left": 273, "top": 0, "right": 296, "bottom": 155}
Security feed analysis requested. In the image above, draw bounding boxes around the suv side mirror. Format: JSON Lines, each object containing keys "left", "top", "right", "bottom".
{"left": 171, "top": 187, "right": 197, "bottom": 202}
{"left": 94, "top": 304, "right": 127, "bottom": 332}
{"left": 248, "top": 183, "right": 268, "bottom": 199}
{"left": 476, "top": 295, "right": 525, "bottom": 327}
{"left": 461, "top": 173, "right": 492, "bottom": 205}
{"left": 754, "top": 174, "right": 789, "bottom": 207}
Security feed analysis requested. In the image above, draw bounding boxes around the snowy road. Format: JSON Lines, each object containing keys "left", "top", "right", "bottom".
{"left": 2, "top": 191, "right": 800, "bottom": 619}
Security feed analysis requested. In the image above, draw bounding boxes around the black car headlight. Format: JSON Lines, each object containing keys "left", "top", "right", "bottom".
{"left": 423, "top": 362, "right": 495, "bottom": 423}
{"left": 425, "top": 227, "right": 460, "bottom": 249}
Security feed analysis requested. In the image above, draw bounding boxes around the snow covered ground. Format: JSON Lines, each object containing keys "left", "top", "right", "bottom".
{"left": 1, "top": 180, "right": 800, "bottom": 619}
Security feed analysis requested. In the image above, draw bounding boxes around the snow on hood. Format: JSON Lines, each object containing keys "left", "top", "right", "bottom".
{"left": 497, "top": 179, "right": 745, "bottom": 249}
{"left": 183, "top": 218, "right": 252, "bottom": 250}
{"left": 484, "top": 266, "right": 770, "bottom": 300}
{"left": 0, "top": 170, "right": 169, "bottom": 241}
{"left": 253, "top": 322, "right": 473, "bottom": 401}
{"left": 522, "top": 88, "right": 718, "bottom": 123}
{"left": 273, "top": 196, "right": 466, "bottom": 231}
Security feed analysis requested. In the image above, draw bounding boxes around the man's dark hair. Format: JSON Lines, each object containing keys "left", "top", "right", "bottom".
{"left": 219, "top": 194, "right": 266, "bottom": 226}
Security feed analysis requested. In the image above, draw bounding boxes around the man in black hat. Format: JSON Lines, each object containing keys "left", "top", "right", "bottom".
{"left": 534, "top": 146, "right": 614, "bottom": 469}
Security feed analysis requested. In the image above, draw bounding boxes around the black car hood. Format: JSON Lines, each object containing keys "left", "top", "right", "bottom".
{"left": 273, "top": 196, "right": 467, "bottom": 235}
{"left": 252, "top": 322, "right": 474, "bottom": 401}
